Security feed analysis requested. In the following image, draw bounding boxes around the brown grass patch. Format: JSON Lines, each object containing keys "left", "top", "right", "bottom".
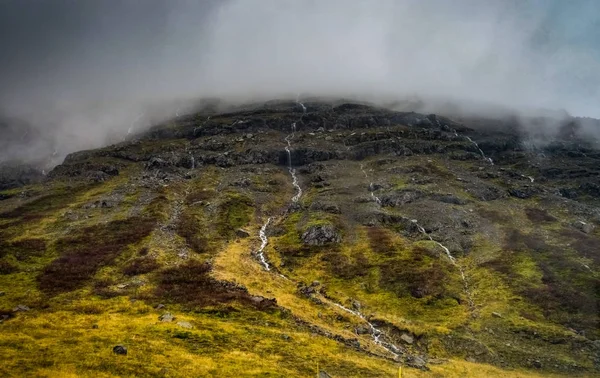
{"left": 39, "top": 216, "right": 155, "bottom": 295}
{"left": 155, "top": 260, "right": 276, "bottom": 310}
{"left": 122, "top": 257, "right": 160, "bottom": 276}
{"left": 524, "top": 208, "right": 557, "bottom": 223}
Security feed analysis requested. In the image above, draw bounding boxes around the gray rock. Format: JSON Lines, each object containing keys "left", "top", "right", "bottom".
{"left": 155, "top": 304, "right": 165, "bottom": 310}
{"left": 236, "top": 229, "right": 251, "bottom": 238}
{"left": 12, "top": 304, "right": 30, "bottom": 312}
{"left": 492, "top": 312, "right": 503, "bottom": 318}
{"left": 319, "top": 370, "right": 332, "bottom": 378}
{"left": 407, "top": 355, "right": 427, "bottom": 370}
{"left": 177, "top": 321, "right": 193, "bottom": 329}
{"left": 113, "top": 345, "right": 128, "bottom": 355}
{"left": 574, "top": 221, "right": 595, "bottom": 234}
{"left": 159, "top": 312, "right": 175, "bottom": 322}
{"left": 301, "top": 224, "right": 341, "bottom": 246}
{"left": 355, "top": 325, "right": 370, "bottom": 335}
{"left": 400, "top": 334, "right": 414, "bottom": 344}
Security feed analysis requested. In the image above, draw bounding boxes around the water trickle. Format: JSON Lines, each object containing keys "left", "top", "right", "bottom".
{"left": 285, "top": 123, "right": 302, "bottom": 202}
{"left": 256, "top": 218, "right": 272, "bottom": 271}
{"left": 411, "top": 219, "right": 474, "bottom": 309}
{"left": 360, "top": 164, "right": 382, "bottom": 205}
{"left": 465, "top": 136, "right": 494, "bottom": 165}
{"left": 331, "top": 302, "right": 400, "bottom": 358}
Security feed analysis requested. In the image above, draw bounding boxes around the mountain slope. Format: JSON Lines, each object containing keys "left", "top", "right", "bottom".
{"left": 0, "top": 100, "right": 598, "bottom": 377}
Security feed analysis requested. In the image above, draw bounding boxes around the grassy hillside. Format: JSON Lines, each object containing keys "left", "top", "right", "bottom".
{"left": 1, "top": 101, "right": 598, "bottom": 377}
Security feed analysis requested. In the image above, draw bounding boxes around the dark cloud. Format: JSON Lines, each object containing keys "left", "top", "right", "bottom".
{"left": 0, "top": 0, "right": 598, "bottom": 165}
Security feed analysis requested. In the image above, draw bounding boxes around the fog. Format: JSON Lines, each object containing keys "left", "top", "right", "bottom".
{"left": 1, "top": 0, "right": 599, "bottom": 165}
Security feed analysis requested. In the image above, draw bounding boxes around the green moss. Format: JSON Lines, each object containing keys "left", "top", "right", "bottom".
{"left": 217, "top": 192, "right": 254, "bottom": 239}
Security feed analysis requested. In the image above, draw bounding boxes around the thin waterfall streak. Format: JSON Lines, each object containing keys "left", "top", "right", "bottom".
{"left": 257, "top": 218, "right": 272, "bottom": 271}
{"left": 331, "top": 302, "right": 400, "bottom": 358}
{"left": 465, "top": 136, "right": 494, "bottom": 165}
{"left": 411, "top": 219, "right": 474, "bottom": 309}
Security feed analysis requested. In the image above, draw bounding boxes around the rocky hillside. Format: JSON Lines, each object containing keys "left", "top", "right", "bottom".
{"left": 0, "top": 100, "right": 599, "bottom": 377}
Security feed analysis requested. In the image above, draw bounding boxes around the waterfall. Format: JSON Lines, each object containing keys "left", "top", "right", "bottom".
{"left": 411, "top": 220, "right": 474, "bottom": 309}
{"left": 256, "top": 218, "right": 272, "bottom": 271}
{"left": 465, "top": 136, "right": 494, "bottom": 165}
{"left": 331, "top": 302, "right": 400, "bottom": 358}
{"left": 285, "top": 123, "right": 302, "bottom": 202}
{"left": 360, "top": 164, "right": 381, "bottom": 205}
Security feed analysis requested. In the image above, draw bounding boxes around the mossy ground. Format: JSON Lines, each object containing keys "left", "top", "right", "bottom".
{"left": 0, "top": 118, "right": 598, "bottom": 376}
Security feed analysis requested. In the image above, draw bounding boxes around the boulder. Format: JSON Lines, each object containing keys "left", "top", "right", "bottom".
{"left": 12, "top": 304, "right": 30, "bottom": 312}
{"left": 574, "top": 221, "right": 595, "bottom": 234}
{"left": 355, "top": 325, "right": 370, "bottom": 335}
{"left": 113, "top": 345, "right": 128, "bottom": 355}
{"left": 159, "top": 312, "right": 175, "bottom": 322}
{"left": 400, "top": 334, "right": 414, "bottom": 344}
{"left": 235, "top": 229, "right": 251, "bottom": 238}
{"left": 301, "top": 224, "right": 341, "bottom": 246}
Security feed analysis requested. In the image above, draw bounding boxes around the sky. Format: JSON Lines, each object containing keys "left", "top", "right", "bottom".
{"left": 0, "top": 0, "right": 599, "bottom": 162}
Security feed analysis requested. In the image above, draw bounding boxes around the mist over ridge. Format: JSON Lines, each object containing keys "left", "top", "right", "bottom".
{"left": 0, "top": 0, "right": 599, "bottom": 164}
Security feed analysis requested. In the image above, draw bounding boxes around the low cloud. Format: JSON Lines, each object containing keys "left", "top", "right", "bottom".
{"left": 1, "top": 0, "right": 599, "bottom": 164}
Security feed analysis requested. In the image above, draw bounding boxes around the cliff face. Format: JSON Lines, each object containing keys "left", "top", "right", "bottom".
{"left": 1, "top": 100, "right": 598, "bottom": 377}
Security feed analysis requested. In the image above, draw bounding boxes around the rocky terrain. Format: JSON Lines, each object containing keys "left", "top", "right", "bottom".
{"left": 0, "top": 99, "right": 599, "bottom": 377}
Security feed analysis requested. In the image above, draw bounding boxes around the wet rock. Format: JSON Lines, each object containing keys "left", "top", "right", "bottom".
{"left": 574, "top": 221, "right": 595, "bottom": 234}
{"left": 235, "top": 229, "right": 251, "bottom": 238}
{"left": 159, "top": 312, "right": 175, "bottom": 322}
{"left": 177, "top": 321, "right": 193, "bottom": 329}
{"left": 146, "top": 157, "right": 169, "bottom": 169}
{"left": 297, "top": 283, "right": 317, "bottom": 297}
{"left": 301, "top": 224, "right": 341, "bottom": 246}
{"left": 355, "top": 325, "right": 370, "bottom": 335}
{"left": 310, "top": 201, "right": 341, "bottom": 214}
{"left": 400, "top": 334, "right": 414, "bottom": 344}
{"left": 113, "top": 345, "right": 128, "bottom": 355}
{"left": 12, "top": 304, "right": 30, "bottom": 312}
{"left": 407, "top": 355, "right": 428, "bottom": 370}
{"left": 380, "top": 189, "right": 423, "bottom": 207}
{"left": 431, "top": 194, "right": 467, "bottom": 205}
{"left": 508, "top": 187, "right": 537, "bottom": 199}
{"left": 466, "top": 185, "right": 505, "bottom": 201}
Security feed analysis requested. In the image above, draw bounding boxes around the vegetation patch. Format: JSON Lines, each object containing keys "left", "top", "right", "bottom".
{"left": 0, "top": 185, "right": 91, "bottom": 223}
{"left": 154, "top": 260, "right": 276, "bottom": 311}
{"left": 122, "top": 257, "right": 160, "bottom": 276}
{"left": 177, "top": 212, "right": 209, "bottom": 253}
{"left": 0, "top": 260, "right": 18, "bottom": 275}
{"left": 0, "top": 238, "right": 46, "bottom": 261}
{"left": 367, "top": 226, "right": 397, "bottom": 255}
{"left": 524, "top": 207, "right": 557, "bottom": 223}
{"left": 217, "top": 192, "right": 253, "bottom": 239}
{"left": 38, "top": 216, "right": 156, "bottom": 295}
{"left": 380, "top": 246, "right": 460, "bottom": 302}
